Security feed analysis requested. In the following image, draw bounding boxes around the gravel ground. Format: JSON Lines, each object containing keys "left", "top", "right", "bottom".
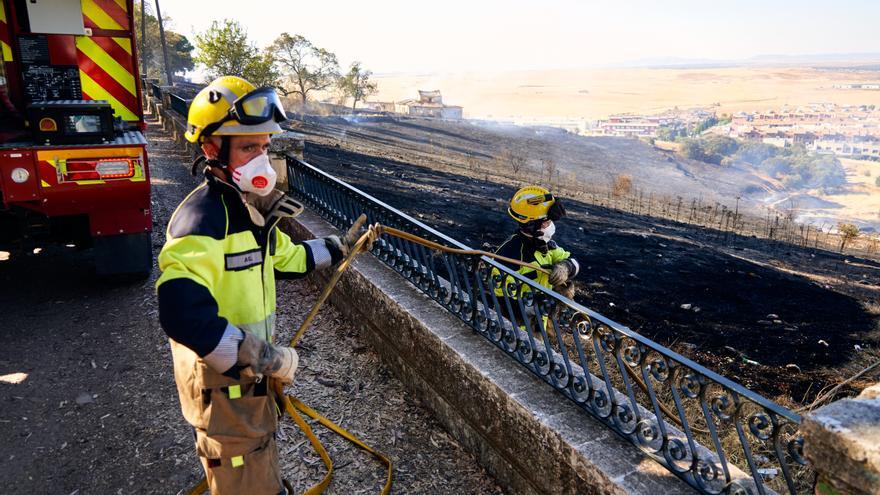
{"left": 0, "top": 117, "right": 502, "bottom": 494}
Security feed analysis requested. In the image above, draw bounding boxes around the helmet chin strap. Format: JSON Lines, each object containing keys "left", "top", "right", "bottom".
{"left": 218, "top": 136, "right": 231, "bottom": 164}
{"left": 520, "top": 219, "right": 544, "bottom": 237}
{"left": 520, "top": 220, "right": 551, "bottom": 252}
{"left": 192, "top": 136, "right": 233, "bottom": 177}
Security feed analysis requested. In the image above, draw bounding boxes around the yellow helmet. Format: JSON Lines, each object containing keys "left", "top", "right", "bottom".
{"left": 185, "top": 75, "right": 286, "bottom": 143}
{"left": 508, "top": 185, "right": 556, "bottom": 223}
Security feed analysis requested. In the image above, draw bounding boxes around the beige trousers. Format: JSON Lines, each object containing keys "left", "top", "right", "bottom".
{"left": 171, "top": 340, "right": 283, "bottom": 494}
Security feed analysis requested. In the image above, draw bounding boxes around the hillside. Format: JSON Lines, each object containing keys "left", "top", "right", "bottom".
{"left": 295, "top": 115, "right": 777, "bottom": 208}
{"left": 292, "top": 115, "right": 880, "bottom": 407}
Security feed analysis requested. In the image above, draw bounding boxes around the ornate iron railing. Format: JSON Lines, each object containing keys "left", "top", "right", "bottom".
{"left": 286, "top": 156, "right": 813, "bottom": 494}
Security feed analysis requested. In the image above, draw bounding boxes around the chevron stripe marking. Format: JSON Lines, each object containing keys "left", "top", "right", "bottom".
{"left": 82, "top": 0, "right": 123, "bottom": 30}
{"left": 112, "top": 36, "right": 132, "bottom": 55}
{"left": 76, "top": 36, "right": 135, "bottom": 96}
{"left": 79, "top": 70, "right": 138, "bottom": 121}
{"left": 76, "top": 52, "right": 139, "bottom": 118}
{"left": 91, "top": 36, "right": 134, "bottom": 73}
{"left": 93, "top": 0, "right": 129, "bottom": 30}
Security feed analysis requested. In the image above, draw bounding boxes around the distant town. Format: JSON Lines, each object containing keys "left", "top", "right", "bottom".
{"left": 721, "top": 103, "right": 880, "bottom": 159}
{"left": 361, "top": 91, "right": 880, "bottom": 160}
{"left": 594, "top": 103, "right": 880, "bottom": 160}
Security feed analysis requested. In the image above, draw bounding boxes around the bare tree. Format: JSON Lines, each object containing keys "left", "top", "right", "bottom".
{"left": 466, "top": 153, "right": 480, "bottom": 173}
{"left": 271, "top": 33, "right": 339, "bottom": 105}
{"left": 541, "top": 158, "right": 556, "bottom": 185}
{"left": 510, "top": 152, "right": 526, "bottom": 176}
{"left": 612, "top": 174, "right": 633, "bottom": 197}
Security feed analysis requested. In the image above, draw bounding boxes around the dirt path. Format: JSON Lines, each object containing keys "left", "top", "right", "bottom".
{"left": 0, "top": 119, "right": 501, "bottom": 494}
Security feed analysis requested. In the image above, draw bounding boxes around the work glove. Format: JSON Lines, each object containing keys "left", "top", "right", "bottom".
{"left": 553, "top": 280, "right": 576, "bottom": 300}
{"left": 327, "top": 213, "right": 379, "bottom": 257}
{"left": 548, "top": 258, "right": 579, "bottom": 286}
{"left": 236, "top": 331, "right": 299, "bottom": 384}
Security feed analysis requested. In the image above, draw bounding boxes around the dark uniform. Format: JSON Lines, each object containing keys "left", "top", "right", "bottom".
{"left": 491, "top": 231, "right": 579, "bottom": 330}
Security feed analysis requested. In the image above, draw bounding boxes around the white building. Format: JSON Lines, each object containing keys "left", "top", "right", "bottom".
{"left": 395, "top": 90, "right": 463, "bottom": 119}
{"left": 596, "top": 115, "right": 662, "bottom": 137}
{"left": 810, "top": 139, "right": 880, "bottom": 158}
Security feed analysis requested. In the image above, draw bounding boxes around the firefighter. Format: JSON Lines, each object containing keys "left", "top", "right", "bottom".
{"left": 492, "top": 186, "right": 579, "bottom": 333}
{"left": 156, "top": 75, "right": 373, "bottom": 494}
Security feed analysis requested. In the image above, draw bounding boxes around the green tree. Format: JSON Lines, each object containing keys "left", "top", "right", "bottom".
{"left": 678, "top": 137, "right": 733, "bottom": 164}
{"left": 270, "top": 33, "right": 340, "bottom": 104}
{"left": 679, "top": 138, "right": 709, "bottom": 162}
{"left": 691, "top": 115, "right": 719, "bottom": 136}
{"left": 242, "top": 52, "right": 279, "bottom": 89}
{"left": 134, "top": 3, "right": 194, "bottom": 80}
{"left": 761, "top": 154, "right": 846, "bottom": 189}
{"left": 194, "top": 19, "right": 278, "bottom": 87}
{"left": 702, "top": 135, "right": 739, "bottom": 158}
{"left": 165, "top": 32, "right": 195, "bottom": 77}
{"left": 760, "top": 156, "right": 792, "bottom": 176}
{"left": 656, "top": 125, "right": 682, "bottom": 141}
{"left": 733, "top": 142, "right": 778, "bottom": 166}
{"left": 339, "top": 62, "right": 377, "bottom": 110}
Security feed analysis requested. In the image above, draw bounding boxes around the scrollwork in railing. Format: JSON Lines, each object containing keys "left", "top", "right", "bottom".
{"left": 286, "top": 156, "right": 813, "bottom": 494}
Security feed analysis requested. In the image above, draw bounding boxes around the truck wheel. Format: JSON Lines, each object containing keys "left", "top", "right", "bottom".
{"left": 94, "top": 232, "right": 153, "bottom": 278}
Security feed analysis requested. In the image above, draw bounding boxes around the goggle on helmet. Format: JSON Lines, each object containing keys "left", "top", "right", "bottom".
{"left": 200, "top": 86, "right": 288, "bottom": 139}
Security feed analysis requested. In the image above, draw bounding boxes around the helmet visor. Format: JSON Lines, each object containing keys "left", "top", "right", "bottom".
{"left": 233, "top": 87, "right": 287, "bottom": 125}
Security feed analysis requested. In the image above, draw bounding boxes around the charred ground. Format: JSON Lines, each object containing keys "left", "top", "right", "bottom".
{"left": 295, "top": 115, "right": 880, "bottom": 406}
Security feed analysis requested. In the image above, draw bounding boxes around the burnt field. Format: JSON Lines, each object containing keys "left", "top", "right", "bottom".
{"left": 293, "top": 115, "right": 880, "bottom": 407}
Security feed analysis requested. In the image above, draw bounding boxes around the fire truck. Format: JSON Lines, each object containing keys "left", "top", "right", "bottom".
{"left": 0, "top": 0, "right": 151, "bottom": 275}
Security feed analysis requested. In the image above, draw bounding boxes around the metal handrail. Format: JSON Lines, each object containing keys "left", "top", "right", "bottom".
{"left": 168, "top": 93, "right": 190, "bottom": 116}
{"left": 286, "top": 155, "right": 813, "bottom": 495}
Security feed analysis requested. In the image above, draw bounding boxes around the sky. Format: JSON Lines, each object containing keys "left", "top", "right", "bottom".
{"left": 157, "top": 0, "right": 880, "bottom": 75}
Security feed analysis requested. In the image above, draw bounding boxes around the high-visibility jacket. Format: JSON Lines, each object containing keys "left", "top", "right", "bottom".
{"left": 156, "top": 171, "right": 340, "bottom": 433}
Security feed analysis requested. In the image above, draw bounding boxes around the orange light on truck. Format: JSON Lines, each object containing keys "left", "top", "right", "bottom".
{"left": 64, "top": 159, "right": 136, "bottom": 181}
{"left": 39, "top": 118, "right": 57, "bottom": 131}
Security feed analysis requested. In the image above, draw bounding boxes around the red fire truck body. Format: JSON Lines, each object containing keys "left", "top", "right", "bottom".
{"left": 0, "top": 0, "right": 151, "bottom": 275}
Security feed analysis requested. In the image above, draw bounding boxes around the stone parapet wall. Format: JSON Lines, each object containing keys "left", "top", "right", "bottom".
{"left": 802, "top": 383, "right": 880, "bottom": 495}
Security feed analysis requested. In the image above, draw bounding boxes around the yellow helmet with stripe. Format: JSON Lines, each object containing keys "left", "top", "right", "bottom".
{"left": 508, "top": 185, "right": 556, "bottom": 223}
{"left": 185, "top": 75, "right": 286, "bottom": 143}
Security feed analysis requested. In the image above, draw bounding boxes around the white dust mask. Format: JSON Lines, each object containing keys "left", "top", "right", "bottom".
{"left": 539, "top": 221, "right": 555, "bottom": 242}
{"left": 231, "top": 153, "right": 277, "bottom": 196}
